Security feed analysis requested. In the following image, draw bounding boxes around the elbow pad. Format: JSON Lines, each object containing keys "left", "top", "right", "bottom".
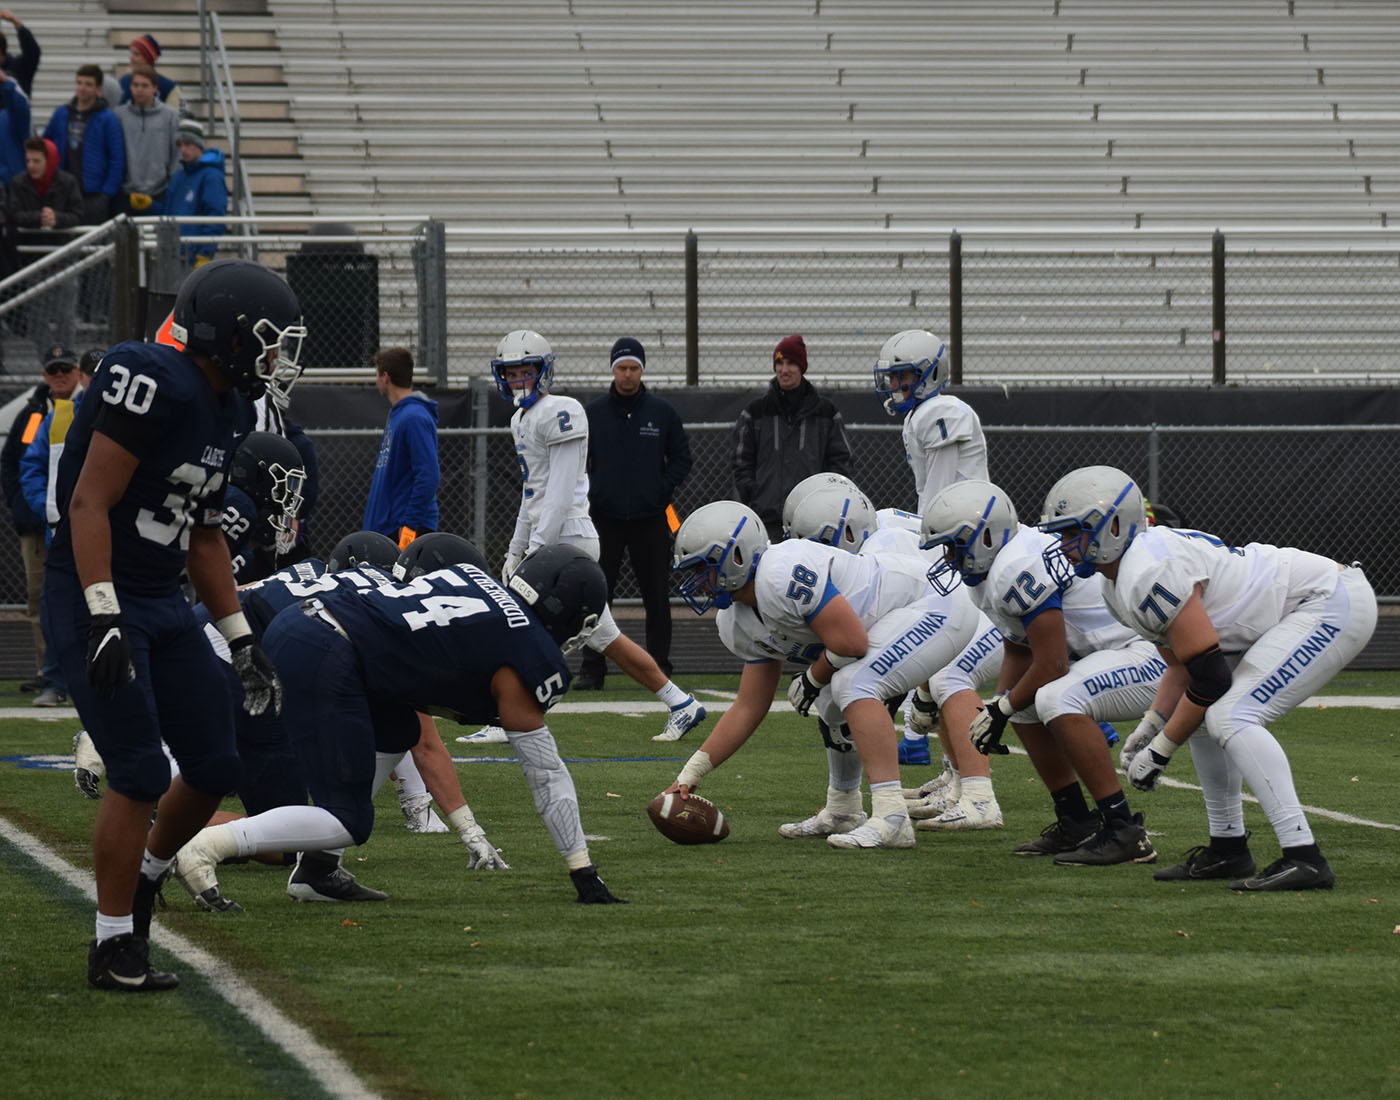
{"left": 1183, "top": 644, "right": 1231, "bottom": 707}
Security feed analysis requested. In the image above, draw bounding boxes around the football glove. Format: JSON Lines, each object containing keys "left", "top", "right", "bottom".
{"left": 501, "top": 549, "right": 524, "bottom": 582}
{"left": 127, "top": 191, "right": 153, "bottom": 211}
{"left": 85, "top": 612, "right": 134, "bottom": 699}
{"left": 1127, "top": 731, "right": 1180, "bottom": 791}
{"left": 969, "top": 694, "right": 1014, "bottom": 755}
{"left": 787, "top": 669, "right": 822, "bottom": 717}
{"left": 909, "top": 686, "right": 940, "bottom": 736}
{"left": 461, "top": 825, "right": 510, "bottom": 870}
{"left": 230, "top": 636, "right": 284, "bottom": 717}
{"left": 1119, "top": 709, "right": 1166, "bottom": 775}
{"left": 570, "top": 864, "right": 627, "bottom": 904}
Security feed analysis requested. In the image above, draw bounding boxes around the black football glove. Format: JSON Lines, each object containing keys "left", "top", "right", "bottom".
{"left": 86, "top": 612, "right": 135, "bottom": 699}
{"left": 969, "top": 694, "right": 1014, "bottom": 756}
{"left": 786, "top": 669, "right": 822, "bottom": 718}
{"left": 230, "top": 635, "right": 284, "bottom": 717}
{"left": 570, "top": 864, "right": 627, "bottom": 904}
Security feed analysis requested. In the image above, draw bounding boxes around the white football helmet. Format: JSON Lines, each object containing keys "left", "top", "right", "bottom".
{"left": 672, "top": 501, "right": 769, "bottom": 614}
{"left": 780, "top": 472, "right": 859, "bottom": 539}
{"left": 1039, "top": 466, "right": 1147, "bottom": 581}
{"left": 920, "top": 480, "right": 1020, "bottom": 593}
{"left": 789, "top": 482, "right": 878, "bottom": 554}
{"left": 491, "top": 329, "right": 555, "bottom": 410}
{"left": 873, "top": 329, "right": 948, "bottom": 416}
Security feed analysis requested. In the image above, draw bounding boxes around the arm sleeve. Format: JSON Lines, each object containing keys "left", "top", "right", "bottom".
{"left": 400, "top": 414, "right": 440, "bottom": 531}
{"left": 14, "top": 26, "right": 41, "bottom": 92}
{"left": 731, "top": 410, "right": 757, "bottom": 504}
{"left": 3, "top": 80, "right": 29, "bottom": 147}
{"left": 18, "top": 423, "right": 49, "bottom": 520}
{"left": 530, "top": 435, "right": 586, "bottom": 549}
{"left": 661, "top": 407, "right": 692, "bottom": 498}
{"left": 100, "top": 115, "right": 125, "bottom": 197}
{"left": 52, "top": 177, "right": 83, "bottom": 227}
{"left": 41, "top": 107, "right": 59, "bottom": 150}
{"left": 824, "top": 410, "right": 853, "bottom": 477}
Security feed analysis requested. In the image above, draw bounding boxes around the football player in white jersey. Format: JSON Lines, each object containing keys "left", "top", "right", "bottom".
{"left": 488, "top": 330, "right": 707, "bottom": 743}
{"left": 667, "top": 500, "right": 980, "bottom": 850}
{"left": 1041, "top": 466, "right": 1377, "bottom": 890}
{"left": 787, "top": 481, "right": 1003, "bottom": 830}
{"left": 923, "top": 480, "right": 1162, "bottom": 865}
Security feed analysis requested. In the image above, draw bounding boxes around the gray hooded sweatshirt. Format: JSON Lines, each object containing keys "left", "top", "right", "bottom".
{"left": 115, "top": 99, "right": 181, "bottom": 198}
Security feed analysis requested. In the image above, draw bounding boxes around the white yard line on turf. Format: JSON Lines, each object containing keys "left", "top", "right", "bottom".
{"left": 0, "top": 818, "right": 385, "bottom": 1100}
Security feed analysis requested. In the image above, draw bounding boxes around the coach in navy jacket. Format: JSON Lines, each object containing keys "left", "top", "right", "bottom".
{"left": 578, "top": 337, "right": 691, "bottom": 685}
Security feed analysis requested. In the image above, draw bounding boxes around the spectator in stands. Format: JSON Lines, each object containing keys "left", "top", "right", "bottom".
{"left": 576, "top": 336, "right": 692, "bottom": 689}
{"left": 0, "top": 344, "right": 62, "bottom": 693}
{"left": 115, "top": 64, "right": 179, "bottom": 216}
{"left": 0, "top": 50, "right": 30, "bottom": 188}
{"left": 164, "top": 118, "right": 227, "bottom": 266}
{"left": 9, "top": 137, "right": 82, "bottom": 354}
{"left": 119, "top": 34, "right": 184, "bottom": 117}
{"left": 17, "top": 343, "right": 89, "bottom": 707}
{"left": 0, "top": 9, "right": 39, "bottom": 98}
{"left": 732, "top": 334, "right": 853, "bottom": 542}
{"left": 362, "top": 346, "right": 439, "bottom": 547}
{"left": 43, "top": 64, "right": 126, "bottom": 225}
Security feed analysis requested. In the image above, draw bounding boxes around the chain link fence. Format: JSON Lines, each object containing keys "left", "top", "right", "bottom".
{"left": 289, "top": 421, "right": 1400, "bottom": 610}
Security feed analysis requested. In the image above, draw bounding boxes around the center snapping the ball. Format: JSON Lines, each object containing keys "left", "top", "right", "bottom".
{"left": 647, "top": 790, "right": 729, "bottom": 845}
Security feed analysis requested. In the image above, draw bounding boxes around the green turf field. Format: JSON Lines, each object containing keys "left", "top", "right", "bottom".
{"left": 2, "top": 673, "right": 1398, "bottom": 1100}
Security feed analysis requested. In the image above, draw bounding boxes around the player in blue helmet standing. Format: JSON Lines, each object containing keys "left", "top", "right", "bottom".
{"left": 43, "top": 258, "right": 304, "bottom": 992}
{"left": 173, "top": 544, "right": 626, "bottom": 905}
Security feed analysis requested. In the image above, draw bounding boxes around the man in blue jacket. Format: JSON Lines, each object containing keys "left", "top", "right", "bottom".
{"left": 43, "top": 64, "right": 124, "bottom": 224}
{"left": 362, "top": 346, "right": 439, "bottom": 547}
{"left": 0, "top": 63, "right": 30, "bottom": 187}
{"left": 162, "top": 118, "right": 227, "bottom": 265}
{"left": 576, "top": 336, "right": 692, "bottom": 688}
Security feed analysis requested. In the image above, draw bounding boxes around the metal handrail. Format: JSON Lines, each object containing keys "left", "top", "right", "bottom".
{"left": 197, "top": 0, "right": 255, "bottom": 227}
{"left": 0, "top": 221, "right": 121, "bottom": 316}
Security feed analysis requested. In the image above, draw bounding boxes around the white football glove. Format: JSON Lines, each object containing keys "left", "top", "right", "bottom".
{"left": 461, "top": 825, "right": 510, "bottom": 870}
{"left": 787, "top": 669, "right": 822, "bottom": 717}
{"left": 1126, "top": 731, "right": 1181, "bottom": 791}
{"left": 909, "top": 686, "right": 939, "bottom": 736}
{"left": 1119, "top": 709, "right": 1166, "bottom": 775}
{"left": 501, "top": 549, "right": 524, "bottom": 582}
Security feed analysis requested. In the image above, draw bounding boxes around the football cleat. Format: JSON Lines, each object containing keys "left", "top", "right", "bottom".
{"left": 654, "top": 696, "right": 708, "bottom": 743}
{"left": 87, "top": 933, "right": 178, "bottom": 992}
{"left": 903, "top": 767, "right": 958, "bottom": 800}
{"left": 907, "top": 785, "right": 961, "bottom": 819}
{"left": 778, "top": 807, "right": 869, "bottom": 839}
{"left": 171, "top": 832, "right": 225, "bottom": 902}
{"left": 456, "top": 724, "right": 509, "bottom": 745}
{"left": 826, "top": 814, "right": 916, "bottom": 850}
{"left": 1012, "top": 815, "right": 1101, "bottom": 856}
{"left": 915, "top": 794, "right": 1004, "bottom": 831}
{"left": 1053, "top": 812, "right": 1156, "bottom": 866}
{"left": 72, "top": 730, "right": 105, "bottom": 799}
{"left": 1229, "top": 855, "right": 1334, "bottom": 892}
{"left": 1154, "top": 843, "right": 1257, "bottom": 882}
{"left": 1098, "top": 721, "right": 1120, "bottom": 746}
{"left": 897, "top": 736, "right": 931, "bottom": 766}
{"left": 399, "top": 793, "right": 449, "bottom": 834}
{"left": 287, "top": 851, "right": 389, "bottom": 902}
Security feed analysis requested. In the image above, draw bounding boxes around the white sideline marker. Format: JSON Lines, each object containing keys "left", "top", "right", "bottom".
{"left": 0, "top": 817, "right": 385, "bottom": 1100}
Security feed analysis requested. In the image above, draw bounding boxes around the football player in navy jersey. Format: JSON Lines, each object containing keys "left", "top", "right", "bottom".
{"left": 42, "top": 258, "right": 305, "bottom": 992}
{"left": 174, "top": 544, "right": 627, "bottom": 905}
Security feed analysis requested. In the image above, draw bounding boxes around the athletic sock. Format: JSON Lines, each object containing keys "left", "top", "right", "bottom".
{"left": 1051, "top": 782, "right": 1093, "bottom": 822}
{"left": 1095, "top": 790, "right": 1131, "bottom": 825}
{"left": 656, "top": 681, "right": 690, "bottom": 709}
{"left": 1282, "top": 842, "right": 1324, "bottom": 865}
{"left": 1210, "top": 833, "right": 1251, "bottom": 855}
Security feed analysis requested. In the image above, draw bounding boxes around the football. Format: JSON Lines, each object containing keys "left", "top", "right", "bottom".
{"left": 647, "top": 790, "right": 730, "bottom": 845}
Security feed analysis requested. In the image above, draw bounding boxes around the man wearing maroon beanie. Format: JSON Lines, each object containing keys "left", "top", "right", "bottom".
{"left": 731, "top": 333, "right": 853, "bottom": 541}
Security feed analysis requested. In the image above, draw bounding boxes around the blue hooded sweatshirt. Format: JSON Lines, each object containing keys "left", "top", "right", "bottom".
{"left": 161, "top": 147, "right": 228, "bottom": 260}
{"left": 362, "top": 392, "right": 440, "bottom": 539}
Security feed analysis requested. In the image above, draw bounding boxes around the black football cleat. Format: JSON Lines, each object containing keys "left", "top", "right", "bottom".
{"left": 570, "top": 865, "right": 627, "bottom": 904}
{"left": 1230, "top": 855, "right": 1334, "bottom": 892}
{"left": 1154, "top": 843, "right": 1257, "bottom": 882}
{"left": 287, "top": 851, "right": 388, "bottom": 903}
{"left": 87, "top": 933, "right": 178, "bottom": 992}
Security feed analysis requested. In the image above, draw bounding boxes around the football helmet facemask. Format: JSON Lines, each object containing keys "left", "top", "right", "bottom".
{"left": 788, "top": 482, "right": 878, "bottom": 554}
{"left": 491, "top": 329, "right": 555, "bottom": 410}
{"left": 672, "top": 501, "right": 768, "bottom": 615}
{"left": 1039, "top": 465, "right": 1147, "bottom": 584}
{"left": 920, "top": 480, "right": 1020, "bottom": 594}
{"left": 170, "top": 259, "right": 306, "bottom": 400}
{"left": 507, "top": 544, "right": 608, "bottom": 655}
{"left": 229, "top": 431, "right": 307, "bottom": 556}
{"left": 393, "top": 532, "right": 490, "bottom": 581}
{"left": 327, "top": 530, "right": 401, "bottom": 574}
{"left": 873, "top": 329, "right": 948, "bottom": 416}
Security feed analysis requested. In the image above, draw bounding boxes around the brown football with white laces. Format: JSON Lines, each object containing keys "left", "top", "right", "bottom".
{"left": 647, "top": 790, "right": 730, "bottom": 845}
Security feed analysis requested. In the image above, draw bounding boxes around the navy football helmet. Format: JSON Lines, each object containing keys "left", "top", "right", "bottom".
{"left": 392, "top": 532, "right": 490, "bottom": 581}
{"left": 327, "top": 530, "right": 400, "bottom": 573}
{"left": 229, "top": 431, "right": 306, "bottom": 556}
{"left": 507, "top": 544, "right": 607, "bottom": 654}
{"left": 170, "top": 259, "right": 306, "bottom": 400}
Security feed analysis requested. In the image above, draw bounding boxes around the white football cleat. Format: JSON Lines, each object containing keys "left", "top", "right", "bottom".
{"left": 73, "top": 730, "right": 105, "bottom": 800}
{"left": 915, "top": 794, "right": 1004, "bottom": 831}
{"left": 400, "top": 793, "right": 448, "bottom": 834}
{"left": 907, "top": 784, "right": 961, "bottom": 819}
{"left": 653, "top": 696, "right": 708, "bottom": 742}
{"left": 902, "top": 766, "right": 958, "bottom": 801}
{"left": 778, "top": 807, "right": 869, "bottom": 838}
{"left": 456, "top": 724, "right": 509, "bottom": 745}
{"left": 826, "top": 814, "right": 916, "bottom": 850}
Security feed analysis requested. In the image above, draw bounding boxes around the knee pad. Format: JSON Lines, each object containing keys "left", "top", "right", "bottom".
{"left": 1203, "top": 702, "right": 1239, "bottom": 748}
{"left": 818, "top": 717, "right": 856, "bottom": 753}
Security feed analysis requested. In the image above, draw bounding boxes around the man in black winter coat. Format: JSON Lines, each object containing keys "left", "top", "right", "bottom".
{"left": 577, "top": 337, "right": 692, "bottom": 687}
{"left": 732, "top": 334, "right": 854, "bottom": 542}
